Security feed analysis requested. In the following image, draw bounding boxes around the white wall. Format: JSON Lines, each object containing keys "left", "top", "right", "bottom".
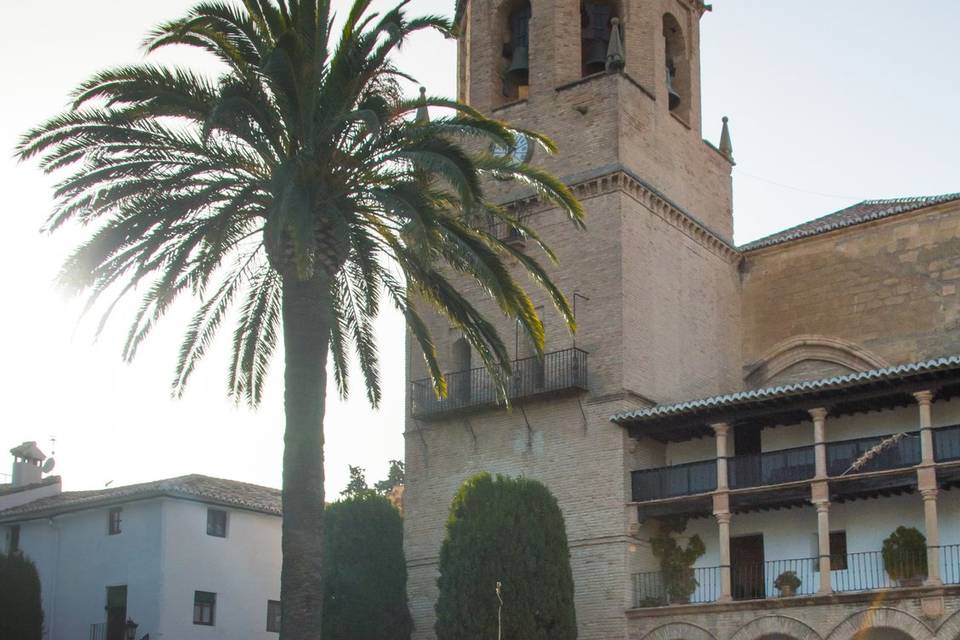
{"left": 10, "top": 497, "right": 282, "bottom": 640}
{"left": 681, "top": 490, "right": 958, "bottom": 600}
{"left": 14, "top": 499, "right": 164, "bottom": 640}
{"left": 159, "top": 499, "right": 281, "bottom": 640}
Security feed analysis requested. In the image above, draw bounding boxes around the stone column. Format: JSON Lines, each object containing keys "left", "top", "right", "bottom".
{"left": 914, "top": 391, "right": 941, "bottom": 585}
{"left": 922, "top": 488, "right": 942, "bottom": 585}
{"left": 815, "top": 500, "right": 833, "bottom": 594}
{"left": 715, "top": 510, "right": 732, "bottom": 602}
{"left": 915, "top": 391, "right": 935, "bottom": 464}
{"left": 810, "top": 408, "right": 828, "bottom": 479}
{"left": 712, "top": 422, "right": 730, "bottom": 490}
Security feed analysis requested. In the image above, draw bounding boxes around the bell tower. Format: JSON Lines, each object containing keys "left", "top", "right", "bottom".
{"left": 404, "top": 2, "right": 742, "bottom": 639}
{"left": 457, "top": 0, "right": 734, "bottom": 239}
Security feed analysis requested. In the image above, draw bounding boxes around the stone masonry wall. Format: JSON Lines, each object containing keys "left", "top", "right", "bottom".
{"left": 742, "top": 202, "right": 960, "bottom": 377}
{"left": 627, "top": 590, "right": 960, "bottom": 640}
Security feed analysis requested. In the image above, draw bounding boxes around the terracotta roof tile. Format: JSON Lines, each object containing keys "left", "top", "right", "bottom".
{"left": 739, "top": 193, "right": 960, "bottom": 251}
{"left": 0, "top": 474, "right": 281, "bottom": 521}
{"left": 611, "top": 355, "right": 960, "bottom": 424}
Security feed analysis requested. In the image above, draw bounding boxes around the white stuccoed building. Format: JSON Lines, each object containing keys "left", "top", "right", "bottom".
{"left": 0, "top": 443, "right": 282, "bottom": 640}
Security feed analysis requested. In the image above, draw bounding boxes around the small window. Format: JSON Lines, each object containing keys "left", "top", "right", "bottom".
{"left": 193, "top": 591, "right": 216, "bottom": 626}
{"left": 830, "top": 531, "right": 848, "bottom": 571}
{"left": 207, "top": 509, "right": 228, "bottom": 537}
{"left": 108, "top": 508, "right": 122, "bottom": 535}
{"left": 9, "top": 525, "right": 20, "bottom": 553}
{"left": 266, "top": 600, "right": 281, "bottom": 633}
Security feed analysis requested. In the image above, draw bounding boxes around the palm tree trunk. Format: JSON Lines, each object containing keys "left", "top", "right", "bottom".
{"left": 280, "top": 272, "right": 331, "bottom": 640}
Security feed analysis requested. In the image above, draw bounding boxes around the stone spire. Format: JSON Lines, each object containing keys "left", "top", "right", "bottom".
{"left": 415, "top": 87, "right": 430, "bottom": 125}
{"left": 719, "top": 116, "right": 734, "bottom": 163}
{"left": 605, "top": 18, "right": 625, "bottom": 72}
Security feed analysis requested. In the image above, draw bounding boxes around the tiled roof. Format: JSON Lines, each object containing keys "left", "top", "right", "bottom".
{"left": 0, "top": 474, "right": 281, "bottom": 521}
{"left": 739, "top": 193, "right": 960, "bottom": 251}
{"left": 611, "top": 355, "right": 960, "bottom": 424}
{"left": 0, "top": 476, "right": 60, "bottom": 497}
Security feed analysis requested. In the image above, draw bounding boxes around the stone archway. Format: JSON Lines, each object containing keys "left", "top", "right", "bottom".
{"left": 935, "top": 608, "right": 960, "bottom": 640}
{"left": 639, "top": 621, "right": 717, "bottom": 640}
{"left": 729, "top": 615, "right": 822, "bottom": 640}
{"left": 744, "top": 334, "right": 889, "bottom": 387}
{"left": 826, "top": 608, "right": 934, "bottom": 640}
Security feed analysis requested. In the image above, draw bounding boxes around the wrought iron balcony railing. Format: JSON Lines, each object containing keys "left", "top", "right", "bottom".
{"left": 631, "top": 459, "right": 716, "bottom": 502}
{"left": 826, "top": 431, "right": 921, "bottom": 476}
{"left": 728, "top": 444, "right": 816, "bottom": 489}
{"left": 89, "top": 623, "right": 106, "bottom": 640}
{"left": 631, "top": 429, "right": 930, "bottom": 503}
{"left": 934, "top": 424, "right": 960, "bottom": 462}
{"left": 632, "top": 545, "right": 952, "bottom": 608}
{"left": 410, "top": 348, "right": 588, "bottom": 418}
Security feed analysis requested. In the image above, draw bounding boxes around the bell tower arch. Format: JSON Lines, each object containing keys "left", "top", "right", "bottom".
{"left": 456, "top": 0, "right": 733, "bottom": 239}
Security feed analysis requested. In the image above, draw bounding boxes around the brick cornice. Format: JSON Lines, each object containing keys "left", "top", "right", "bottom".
{"left": 501, "top": 167, "right": 741, "bottom": 264}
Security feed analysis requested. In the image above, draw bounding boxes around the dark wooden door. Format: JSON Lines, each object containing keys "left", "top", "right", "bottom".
{"left": 731, "top": 534, "right": 765, "bottom": 600}
{"left": 105, "top": 585, "right": 127, "bottom": 640}
{"left": 733, "top": 426, "right": 763, "bottom": 486}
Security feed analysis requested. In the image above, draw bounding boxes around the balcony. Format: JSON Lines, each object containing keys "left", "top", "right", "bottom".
{"left": 630, "top": 429, "right": 941, "bottom": 504}
{"left": 410, "top": 348, "right": 588, "bottom": 419}
{"left": 935, "top": 424, "right": 960, "bottom": 462}
{"left": 826, "top": 431, "right": 921, "bottom": 476}
{"left": 632, "top": 460, "right": 716, "bottom": 502}
{"left": 633, "top": 543, "right": 960, "bottom": 608}
{"left": 728, "top": 445, "right": 815, "bottom": 489}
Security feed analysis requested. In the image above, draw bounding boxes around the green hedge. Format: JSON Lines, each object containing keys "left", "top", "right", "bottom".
{"left": 322, "top": 494, "right": 412, "bottom": 640}
{"left": 0, "top": 552, "right": 44, "bottom": 640}
{"left": 435, "top": 473, "right": 576, "bottom": 640}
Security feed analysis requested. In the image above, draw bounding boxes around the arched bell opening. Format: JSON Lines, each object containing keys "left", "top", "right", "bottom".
{"left": 495, "top": 0, "right": 532, "bottom": 106}
{"left": 580, "top": 1, "right": 623, "bottom": 77}
{"left": 662, "top": 12, "right": 691, "bottom": 121}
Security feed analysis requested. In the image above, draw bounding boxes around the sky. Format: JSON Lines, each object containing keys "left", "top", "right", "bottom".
{"left": 1, "top": 1, "right": 958, "bottom": 496}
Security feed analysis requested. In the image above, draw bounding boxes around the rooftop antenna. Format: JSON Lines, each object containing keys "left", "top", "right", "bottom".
{"left": 42, "top": 435, "right": 57, "bottom": 474}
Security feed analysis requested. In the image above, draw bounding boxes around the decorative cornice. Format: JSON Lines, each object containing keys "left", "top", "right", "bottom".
{"left": 500, "top": 167, "right": 740, "bottom": 263}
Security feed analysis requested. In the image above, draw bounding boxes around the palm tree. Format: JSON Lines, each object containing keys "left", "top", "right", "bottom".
{"left": 17, "top": 0, "right": 583, "bottom": 637}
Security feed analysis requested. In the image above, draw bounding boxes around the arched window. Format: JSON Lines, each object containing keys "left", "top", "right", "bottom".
{"left": 662, "top": 13, "right": 690, "bottom": 120}
{"left": 497, "top": 0, "right": 532, "bottom": 105}
{"left": 580, "top": 1, "right": 621, "bottom": 77}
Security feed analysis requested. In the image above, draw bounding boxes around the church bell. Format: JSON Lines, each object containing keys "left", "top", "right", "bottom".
{"left": 666, "top": 64, "right": 681, "bottom": 111}
{"left": 505, "top": 5, "right": 531, "bottom": 84}
{"left": 582, "top": 3, "right": 612, "bottom": 74}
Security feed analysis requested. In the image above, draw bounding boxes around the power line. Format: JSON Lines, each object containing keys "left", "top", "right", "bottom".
{"left": 736, "top": 169, "right": 861, "bottom": 200}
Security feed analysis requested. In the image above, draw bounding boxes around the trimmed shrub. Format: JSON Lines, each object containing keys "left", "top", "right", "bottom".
{"left": 322, "top": 494, "right": 412, "bottom": 640}
{"left": 0, "top": 552, "right": 44, "bottom": 640}
{"left": 435, "top": 473, "right": 576, "bottom": 640}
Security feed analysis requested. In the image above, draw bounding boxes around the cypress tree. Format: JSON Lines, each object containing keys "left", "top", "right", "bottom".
{"left": 0, "top": 552, "right": 44, "bottom": 640}
{"left": 322, "top": 494, "right": 412, "bottom": 640}
{"left": 435, "top": 473, "right": 577, "bottom": 640}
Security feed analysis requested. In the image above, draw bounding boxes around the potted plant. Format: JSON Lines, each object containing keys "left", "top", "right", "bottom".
{"left": 774, "top": 570, "right": 801, "bottom": 597}
{"left": 650, "top": 518, "right": 706, "bottom": 604}
{"left": 881, "top": 526, "right": 928, "bottom": 587}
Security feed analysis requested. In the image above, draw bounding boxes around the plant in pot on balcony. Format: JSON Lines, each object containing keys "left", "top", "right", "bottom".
{"left": 881, "top": 526, "right": 928, "bottom": 587}
{"left": 650, "top": 518, "right": 706, "bottom": 605}
{"left": 774, "top": 570, "right": 801, "bottom": 597}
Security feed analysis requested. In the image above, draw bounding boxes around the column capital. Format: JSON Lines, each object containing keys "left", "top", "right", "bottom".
{"left": 711, "top": 422, "right": 730, "bottom": 437}
{"left": 808, "top": 407, "right": 828, "bottom": 421}
{"left": 913, "top": 390, "right": 934, "bottom": 406}
{"left": 714, "top": 511, "right": 731, "bottom": 525}
{"left": 921, "top": 487, "right": 939, "bottom": 501}
{"left": 813, "top": 500, "right": 830, "bottom": 513}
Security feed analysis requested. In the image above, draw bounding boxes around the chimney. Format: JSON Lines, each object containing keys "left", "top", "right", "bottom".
{"left": 11, "top": 442, "right": 46, "bottom": 487}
